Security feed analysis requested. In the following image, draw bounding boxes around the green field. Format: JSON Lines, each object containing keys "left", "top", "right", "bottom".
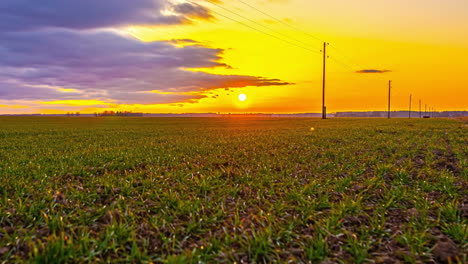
{"left": 0, "top": 117, "right": 466, "bottom": 263}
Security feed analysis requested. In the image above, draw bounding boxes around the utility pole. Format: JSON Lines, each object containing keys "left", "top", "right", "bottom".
{"left": 322, "top": 42, "right": 328, "bottom": 119}
{"left": 409, "top": 94, "right": 412, "bottom": 118}
{"left": 419, "top": 100, "right": 422, "bottom": 118}
{"left": 387, "top": 80, "right": 392, "bottom": 119}
{"left": 425, "top": 104, "right": 427, "bottom": 116}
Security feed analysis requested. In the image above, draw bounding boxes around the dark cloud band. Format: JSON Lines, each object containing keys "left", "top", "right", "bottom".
{"left": 0, "top": 0, "right": 215, "bottom": 32}
{"left": 0, "top": 29, "right": 290, "bottom": 104}
{"left": 0, "top": 0, "right": 291, "bottom": 106}
{"left": 356, "top": 69, "right": 391, "bottom": 74}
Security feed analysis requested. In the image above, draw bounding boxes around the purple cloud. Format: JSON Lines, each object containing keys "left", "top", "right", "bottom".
{"left": 0, "top": 0, "right": 214, "bottom": 32}
{"left": 0, "top": 30, "right": 290, "bottom": 105}
{"left": 173, "top": 3, "right": 215, "bottom": 21}
{"left": 0, "top": 0, "right": 292, "bottom": 107}
{"left": 0, "top": 82, "right": 82, "bottom": 101}
{"left": 356, "top": 69, "right": 391, "bottom": 74}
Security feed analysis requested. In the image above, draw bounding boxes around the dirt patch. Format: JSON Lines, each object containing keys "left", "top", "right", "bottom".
{"left": 432, "top": 133, "right": 463, "bottom": 175}
{"left": 326, "top": 234, "right": 352, "bottom": 260}
{"left": 432, "top": 235, "right": 459, "bottom": 263}
{"left": 385, "top": 208, "right": 410, "bottom": 228}
{"left": 98, "top": 210, "right": 123, "bottom": 225}
{"left": 0, "top": 247, "right": 9, "bottom": 256}
{"left": 412, "top": 153, "right": 426, "bottom": 169}
{"left": 341, "top": 215, "right": 369, "bottom": 233}
{"left": 458, "top": 202, "right": 468, "bottom": 219}
{"left": 374, "top": 255, "right": 403, "bottom": 264}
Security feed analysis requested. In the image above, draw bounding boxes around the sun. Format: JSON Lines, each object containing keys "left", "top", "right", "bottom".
{"left": 238, "top": 93, "right": 247, "bottom": 102}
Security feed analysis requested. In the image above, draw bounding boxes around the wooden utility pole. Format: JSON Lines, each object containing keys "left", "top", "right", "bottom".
{"left": 425, "top": 104, "right": 427, "bottom": 116}
{"left": 409, "top": 94, "right": 412, "bottom": 118}
{"left": 419, "top": 100, "right": 422, "bottom": 118}
{"left": 322, "top": 42, "right": 328, "bottom": 119}
{"left": 387, "top": 80, "right": 392, "bottom": 119}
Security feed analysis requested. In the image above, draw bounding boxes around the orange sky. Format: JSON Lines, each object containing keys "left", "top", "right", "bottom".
{"left": 1, "top": 0, "right": 467, "bottom": 114}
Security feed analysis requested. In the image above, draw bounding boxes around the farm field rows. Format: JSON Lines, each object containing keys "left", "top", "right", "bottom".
{"left": 0, "top": 117, "right": 466, "bottom": 263}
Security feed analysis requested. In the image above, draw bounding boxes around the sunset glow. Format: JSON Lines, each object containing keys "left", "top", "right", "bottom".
{"left": 1, "top": 1, "right": 467, "bottom": 261}
{"left": 0, "top": 0, "right": 467, "bottom": 114}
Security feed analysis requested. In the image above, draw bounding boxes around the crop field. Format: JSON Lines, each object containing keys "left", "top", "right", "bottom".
{"left": 0, "top": 117, "right": 466, "bottom": 263}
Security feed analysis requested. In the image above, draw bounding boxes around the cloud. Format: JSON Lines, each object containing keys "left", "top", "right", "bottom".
{"left": 0, "top": 29, "right": 291, "bottom": 105}
{"left": 0, "top": 81, "right": 84, "bottom": 101}
{"left": 0, "top": 0, "right": 213, "bottom": 32}
{"left": 356, "top": 69, "right": 391, "bottom": 74}
{"left": 0, "top": 0, "right": 292, "bottom": 108}
{"left": 166, "top": 39, "right": 202, "bottom": 45}
{"left": 172, "top": 2, "right": 214, "bottom": 21}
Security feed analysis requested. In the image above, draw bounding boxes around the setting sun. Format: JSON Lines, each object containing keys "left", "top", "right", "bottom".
{"left": 238, "top": 94, "right": 247, "bottom": 102}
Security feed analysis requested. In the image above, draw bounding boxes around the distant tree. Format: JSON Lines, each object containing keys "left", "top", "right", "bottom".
{"left": 95, "top": 110, "right": 142, "bottom": 117}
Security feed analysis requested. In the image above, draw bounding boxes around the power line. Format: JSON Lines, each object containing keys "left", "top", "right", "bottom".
{"left": 329, "top": 57, "right": 356, "bottom": 72}
{"left": 189, "top": 1, "right": 321, "bottom": 55}
{"left": 192, "top": 1, "right": 361, "bottom": 74}
{"left": 192, "top": 0, "right": 399, "bottom": 114}
{"left": 206, "top": 0, "right": 383, "bottom": 75}
{"left": 329, "top": 44, "right": 387, "bottom": 81}
{"left": 235, "top": 0, "right": 360, "bottom": 73}
{"left": 237, "top": 0, "right": 324, "bottom": 44}
{"left": 235, "top": 0, "right": 391, "bottom": 78}
{"left": 329, "top": 45, "right": 365, "bottom": 71}
{"left": 202, "top": 0, "right": 317, "bottom": 51}
{"left": 236, "top": 0, "right": 361, "bottom": 73}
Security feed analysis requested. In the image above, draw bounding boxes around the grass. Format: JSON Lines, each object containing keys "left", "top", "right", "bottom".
{"left": 0, "top": 117, "right": 466, "bottom": 263}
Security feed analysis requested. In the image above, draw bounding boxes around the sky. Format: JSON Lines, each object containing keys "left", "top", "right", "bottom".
{"left": 1, "top": 0, "right": 467, "bottom": 114}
